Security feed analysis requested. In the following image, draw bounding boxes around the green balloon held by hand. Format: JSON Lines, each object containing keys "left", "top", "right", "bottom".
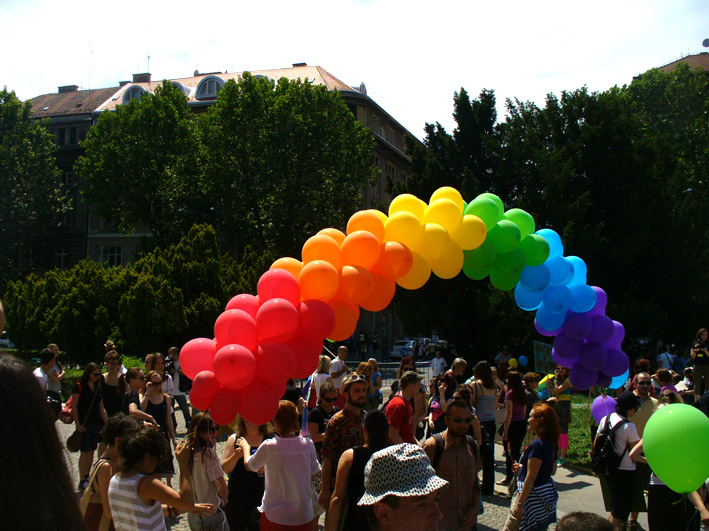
{"left": 644, "top": 404, "right": 709, "bottom": 493}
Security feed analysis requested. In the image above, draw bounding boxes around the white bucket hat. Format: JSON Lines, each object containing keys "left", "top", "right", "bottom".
{"left": 358, "top": 443, "right": 448, "bottom": 506}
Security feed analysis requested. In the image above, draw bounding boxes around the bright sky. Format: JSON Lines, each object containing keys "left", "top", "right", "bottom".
{"left": 1, "top": 0, "right": 706, "bottom": 138}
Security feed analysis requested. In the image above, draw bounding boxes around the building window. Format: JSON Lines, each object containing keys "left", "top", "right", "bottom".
{"left": 61, "top": 172, "right": 75, "bottom": 185}
{"left": 103, "top": 246, "right": 122, "bottom": 267}
{"left": 122, "top": 86, "right": 146, "bottom": 104}
{"left": 370, "top": 114, "right": 382, "bottom": 136}
{"left": 55, "top": 248, "right": 68, "bottom": 269}
{"left": 196, "top": 76, "right": 224, "bottom": 99}
{"left": 385, "top": 126, "right": 396, "bottom": 146}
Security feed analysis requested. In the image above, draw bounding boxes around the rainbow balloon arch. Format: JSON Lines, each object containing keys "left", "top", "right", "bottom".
{"left": 179, "top": 187, "right": 630, "bottom": 426}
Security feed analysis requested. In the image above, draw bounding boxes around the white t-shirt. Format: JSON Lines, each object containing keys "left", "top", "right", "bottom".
{"left": 191, "top": 448, "right": 225, "bottom": 516}
{"left": 246, "top": 436, "right": 320, "bottom": 525}
{"left": 431, "top": 357, "right": 447, "bottom": 377}
{"left": 162, "top": 374, "right": 174, "bottom": 397}
{"left": 47, "top": 365, "right": 62, "bottom": 393}
{"left": 599, "top": 412, "right": 639, "bottom": 471}
{"left": 33, "top": 367, "right": 48, "bottom": 390}
{"left": 330, "top": 357, "right": 347, "bottom": 389}
{"left": 311, "top": 373, "right": 330, "bottom": 398}
{"left": 172, "top": 360, "right": 184, "bottom": 396}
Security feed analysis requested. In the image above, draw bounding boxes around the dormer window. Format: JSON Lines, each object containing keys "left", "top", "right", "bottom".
{"left": 122, "top": 86, "right": 146, "bottom": 104}
{"left": 196, "top": 76, "right": 224, "bottom": 99}
{"left": 171, "top": 81, "right": 190, "bottom": 96}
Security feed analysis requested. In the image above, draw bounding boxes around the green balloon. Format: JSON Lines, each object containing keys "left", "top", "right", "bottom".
{"left": 463, "top": 239, "right": 497, "bottom": 270}
{"left": 465, "top": 197, "right": 499, "bottom": 231}
{"left": 487, "top": 220, "right": 521, "bottom": 254}
{"left": 489, "top": 268, "right": 520, "bottom": 291}
{"left": 494, "top": 248, "right": 526, "bottom": 276}
{"left": 478, "top": 193, "right": 504, "bottom": 219}
{"left": 462, "top": 265, "right": 490, "bottom": 281}
{"left": 503, "top": 208, "right": 535, "bottom": 239}
{"left": 644, "top": 404, "right": 709, "bottom": 493}
{"left": 519, "top": 234, "right": 550, "bottom": 267}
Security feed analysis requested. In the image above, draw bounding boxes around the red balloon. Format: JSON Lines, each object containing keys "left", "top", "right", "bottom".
{"left": 256, "top": 298, "right": 299, "bottom": 342}
{"left": 288, "top": 336, "right": 322, "bottom": 379}
{"left": 214, "top": 310, "right": 258, "bottom": 352}
{"left": 210, "top": 387, "right": 240, "bottom": 426}
{"left": 298, "top": 300, "right": 336, "bottom": 344}
{"left": 238, "top": 380, "right": 281, "bottom": 425}
{"left": 225, "top": 293, "right": 260, "bottom": 318}
{"left": 189, "top": 370, "right": 221, "bottom": 411}
{"left": 256, "top": 342, "right": 296, "bottom": 384}
{"left": 212, "top": 344, "right": 257, "bottom": 390}
{"left": 258, "top": 269, "right": 301, "bottom": 306}
{"left": 359, "top": 272, "right": 396, "bottom": 312}
{"left": 180, "top": 338, "right": 217, "bottom": 379}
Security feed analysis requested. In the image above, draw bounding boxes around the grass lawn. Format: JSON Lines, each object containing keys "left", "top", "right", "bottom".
{"left": 567, "top": 392, "right": 595, "bottom": 468}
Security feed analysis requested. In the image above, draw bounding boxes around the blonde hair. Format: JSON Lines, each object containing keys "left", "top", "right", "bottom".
{"left": 316, "top": 355, "right": 331, "bottom": 375}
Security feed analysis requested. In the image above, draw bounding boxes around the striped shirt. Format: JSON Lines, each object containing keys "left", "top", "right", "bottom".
{"left": 108, "top": 473, "right": 166, "bottom": 531}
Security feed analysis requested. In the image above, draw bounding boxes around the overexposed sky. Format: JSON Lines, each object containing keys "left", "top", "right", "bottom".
{"left": 1, "top": 0, "right": 706, "bottom": 138}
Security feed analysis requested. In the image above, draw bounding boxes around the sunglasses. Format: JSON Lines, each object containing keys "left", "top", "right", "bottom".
{"left": 637, "top": 381, "right": 651, "bottom": 385}
{"left": 322, "top": 396, "right": 337, "bottom": 403}
{"left": 447, "top": 416, "right": 472, "bottom": 424}
{"left": 151, "top": 380, "right": 162, "bottom": 385}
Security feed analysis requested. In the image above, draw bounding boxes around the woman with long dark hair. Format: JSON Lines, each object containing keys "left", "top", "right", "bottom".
{"left": 499, "top": 370, "right": 527, "bottom": 485}
{"left": 504, "top": 402, "right": 561, "bottom": 531}
{"left": 0, "top": 354, "right": 86, "bottom": 530}
{"left": 141, "top": 370, "right": 177, "bottom": 486}
{"left": 73, "top": 362, "right": 109, "bottom": 492}
{"left": 184, "top": 413, "right": 229, "bottom": 530}
{"left": 329, "top": 409, "right": 390, "bottom": 531}
{"left": 119, "top": 368, "right": 156, "bottom": 425}
{"left": 470, "top": 360, "right": 501, "bottom": 494}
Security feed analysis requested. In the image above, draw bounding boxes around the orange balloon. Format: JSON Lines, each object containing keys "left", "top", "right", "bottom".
{"left": 298, "top": 260, "right": 339, "bottom": 301}
{"left": 347, "top": 210, "right": 386, "bottom": 242}
{"left": 360, "top": 272, "right": 396, "bottom": 312}
{"left": 371, "top": 241, "right": 414, "bottom": 280}
{"left": 335, "top": 265, "right": 374, "bottom": 305}
{"left": 317, "top": 227, "right": 346, "bottom": 246}
{"left": 302, "top": 234, "right": 342, "bottom": 270}
{"left": 341, "top": 230, "right": 381, "bottom": 269}
{"left": 327, "top": 300, "right": 360, "bottom": 341}
{"left": 396, "top": 251, "right": 431, "bottom": 290}
{"left": 270, "top": 257, "right": 303, "bottom": 280}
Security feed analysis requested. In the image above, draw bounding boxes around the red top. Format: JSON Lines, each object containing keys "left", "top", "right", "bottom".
{"left": 386, "top": 393, "right": 415, "bottom": 444}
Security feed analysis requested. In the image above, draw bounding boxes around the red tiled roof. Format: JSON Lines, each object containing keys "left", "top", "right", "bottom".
{"left": 657, "top": 52, "right": 709, "bottom": 73}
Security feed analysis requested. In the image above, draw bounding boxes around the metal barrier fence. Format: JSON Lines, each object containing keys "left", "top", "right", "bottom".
{"left": 344, "top": 360, "right": 435, "bottom": 388}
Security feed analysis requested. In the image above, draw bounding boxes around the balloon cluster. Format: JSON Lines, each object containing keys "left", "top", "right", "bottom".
{"left": 181, "top": 186, "right": 630, "bottom": 424}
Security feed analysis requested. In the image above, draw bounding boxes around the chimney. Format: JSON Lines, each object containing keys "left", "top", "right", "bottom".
{"left": 132, "top": 73, "right": 151, "bottom": 83}
{"left": 118, "top": 80, "right": 130, "bottom": 87}
{"left": 58, "top": 85, "right": 79, "bottom": 93}
{"left": 292, "top": 62, "right": 307, "bottom": 67}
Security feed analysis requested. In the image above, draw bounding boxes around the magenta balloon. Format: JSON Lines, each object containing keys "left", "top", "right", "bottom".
{"left": 603, "top": 321, "right": 626, "bottom": 350}
{"left": 298, "top": 300, "right": 336, "bottom": 344}
{"left": 256, "top": 342, "right": 297, "bottom": 385}
{"left": 225, "top": 293, "right": 260, "bottom": 318}
{"left": 569, "top": 365, "right": 599, "bottom": 391}
{"left": 212, "top": 344, "right": 257, "bottom": 390}
{"left": 591, "top": 395, "right": 617, "bottom": 424}
{"left": 535, "top": 319, "right": 561, "bottom": 337}
{"left": 562, "top": 312, "right": 592, "bottom": 340}
{"left": 553, "top": 333, "right": 584, "bottom": 359}
{"left": 237, "top": 380, "right": 281, "bottom": 425}
{"left": 601, "top": 349, "right": 630, "bottom": 377}
{"left": 180, "top": 338, "right": 217, "bottom": 379}
{"left": 256, "top": 298, "right": 299, "bottom": 342}
{"left": 258, "top": 269, "right": 301, "bottom": 306}
{"left": 189, "top": 370, "right": 221, "bottom": 411}
{"left": 579, "top": 342, "right": 608, "bottom": 371}
{"left": 552, "top": 348, "right": 578, "bottom": 369}
{"left": 587, "top": 286, "right": 608, "bottom": 317}
{"left": 214, "top": 309, "right": 258, "bottom": 352}
{"left": 588, "top": 315, "right": 614, "bottom": 344}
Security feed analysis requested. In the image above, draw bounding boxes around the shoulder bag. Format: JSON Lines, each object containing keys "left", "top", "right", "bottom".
{"left": 67, "top": 384, "right": 100, "bottom": 453}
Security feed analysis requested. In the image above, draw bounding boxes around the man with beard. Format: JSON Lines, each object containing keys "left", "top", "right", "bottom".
{"left": 319, "top": 373, "right": 367, "bottom": 518}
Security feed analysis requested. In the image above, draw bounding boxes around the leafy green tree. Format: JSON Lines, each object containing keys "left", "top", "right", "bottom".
{"left": 0, "top": 88, "right": 66, "bottom": 279}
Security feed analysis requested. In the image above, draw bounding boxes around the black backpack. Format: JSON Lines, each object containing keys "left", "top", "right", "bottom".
{"left": 591, "top": 416, "right": 628, "bottom": 476}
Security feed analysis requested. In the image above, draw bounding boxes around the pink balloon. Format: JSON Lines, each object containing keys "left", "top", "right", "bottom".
{"left": 258, "top": 269, "right": 301, "bottom": 306}
{"left": 288, "top": 336, "right": 322, "bottom": 379}
{"left": 214, "top": 309, "right": 258, "bottom": 352}
{"left": 189, "top": 371, "right": 221, "bottom": 411}
{"left": 257, "top": 342, "right": 296, "bottom": 384}
{"left": 298, "top": 300, "right": 336, "bottom": 344}
{"left": 225, "top": 293, "right": 260, "bottom": 318}
{"left": 180, "top": 338, "right": 217, "bottom": 379}
{"left": 256, "top": 298, "right": 299, "bottom": 342}
{"left": 238, "top": 380, "right": 281, "bottom": 425}
{"left": 210, "top": 387, "right": 240, "bottom": 426}
{"left": 212, "top": 344, "right": 257, "bottom": 390}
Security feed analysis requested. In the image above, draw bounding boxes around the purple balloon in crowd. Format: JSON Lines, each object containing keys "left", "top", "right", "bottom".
{"left": 603, "top": 320, "right": 625, "bottom": 350}
{"left": 553, "top": 333, "right": 584, "bottom": 359}
{"left": 596, "top": 373, "right": 613, "bottom": 389}
{"left": 587, "top": 286, "right": 608, "bottom": 317}
{"left": 588, "top": 315, "right": 615, "bottom": 344}
{"left": 562, "top": 312, "right": 593, "bottom": 340}
{"left": 591, "top": 395, "right": 617, "bottom": 424}
{"left": 601, "top": 348, "right": 630, "bottom": 378}
{"left": 552, "top": 348, "right": 578, "bottom": 369}
{"left": 579, "top": 342, "right": 608, "bottom": 372}
{"left": 569, "top": 364, "right": 599, "bottom": 391}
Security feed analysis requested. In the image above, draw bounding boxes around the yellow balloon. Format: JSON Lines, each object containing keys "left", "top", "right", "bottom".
{"left": 424, "top": 198, "right": 462, "bottom": 233}
{"left": 430, "top": 187, "right": 465, "bottom": 214}
{"left": 431, "top": 240, "right": 464, "bottom": 279}
{"left": 347, "top": 210, "right": 386, "bottom": 242}
{"left": 270, "top": 257, "right": 303, "bottom": 280}
{"left": 371, "top": 209, "right": 388, "bottom": 225}
{"left": 509, "top": 358, "right": 519, "bottom": 368}
{"left": 384, "top": 211, "right": 423, "bottom": 251}
{"left": 452, "top": 214, "right": 487, "bottom": 250}
{"left": 396, "top": 251, "right": 431, "bottom": 290}
{"left": 420, "top": 223, "right": 450, "bottom": 262}
{"left": 389, "top": 193, "right": 427, "bottom": 221}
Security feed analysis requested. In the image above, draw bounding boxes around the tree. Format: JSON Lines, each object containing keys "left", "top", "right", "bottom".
{"left": 0, "top": 88, "right": 66, "bottom": 280}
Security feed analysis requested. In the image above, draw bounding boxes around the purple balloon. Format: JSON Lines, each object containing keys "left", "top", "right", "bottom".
{"left": 552, "top": 348, "right": 578, "bottom": 369}
{"left": 562, "top": 312, "right": 592, "bottom": 340}
{"left": 569, "top": 365, "right": 599, "bottom": 391}
{"left": 553, "top": 333, "right": 584, "bottom": 359}
{"left": 603, "top": 320, "right": 625, "bottom": 350}
{"left": 535, "top": 318, "right": 561, "bottom": 337}
{"left": 601, "top": 349, "right": 630, "bottom": 377}
{"left": 587, "top": 286, "right": 608, "bottom": 317}
{"left": 588, "top": 315, "right": 614, "bottom": 344}
{"left": 596, "top": 372, "right": 613, "bottom": 389}
{"left": 591, "top": 395, "right": 617, "bottom": 424}
{"left": 579, "top": 342, "right": 608, "bottom": 371}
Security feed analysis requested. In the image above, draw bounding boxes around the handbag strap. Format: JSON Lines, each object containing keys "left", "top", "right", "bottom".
{"left": 80, "top": 383, "right": 100, "bottom": 426}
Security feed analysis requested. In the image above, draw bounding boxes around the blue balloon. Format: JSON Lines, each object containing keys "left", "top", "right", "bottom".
{"left": 535, "top": 303, "right": 567, "bottom": 332}
{"left": 519, "top": 355, "right": 528, "bottom": 367}
{"left": 566, "top": 256, "right": 587, "bottom": 285}
{"left": 514, "top": 283, "right": 544, "bottom": 311}
{"left": 569, "top": 283, "right": 598, "bottom": 313}
{"left": 520, "top": 264, "right": 551, "bottom": 292}
{"left": 536, "top": 228, "right": 564, "bottom": 258}
{"left": 547, "top": 256, "right": 574, "bottom": 286}
{"left": 609, "top": 368, "right": 629, "bottom": 390}
{"left": 543, "top": 285, "right": 573, "bottom": 314}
